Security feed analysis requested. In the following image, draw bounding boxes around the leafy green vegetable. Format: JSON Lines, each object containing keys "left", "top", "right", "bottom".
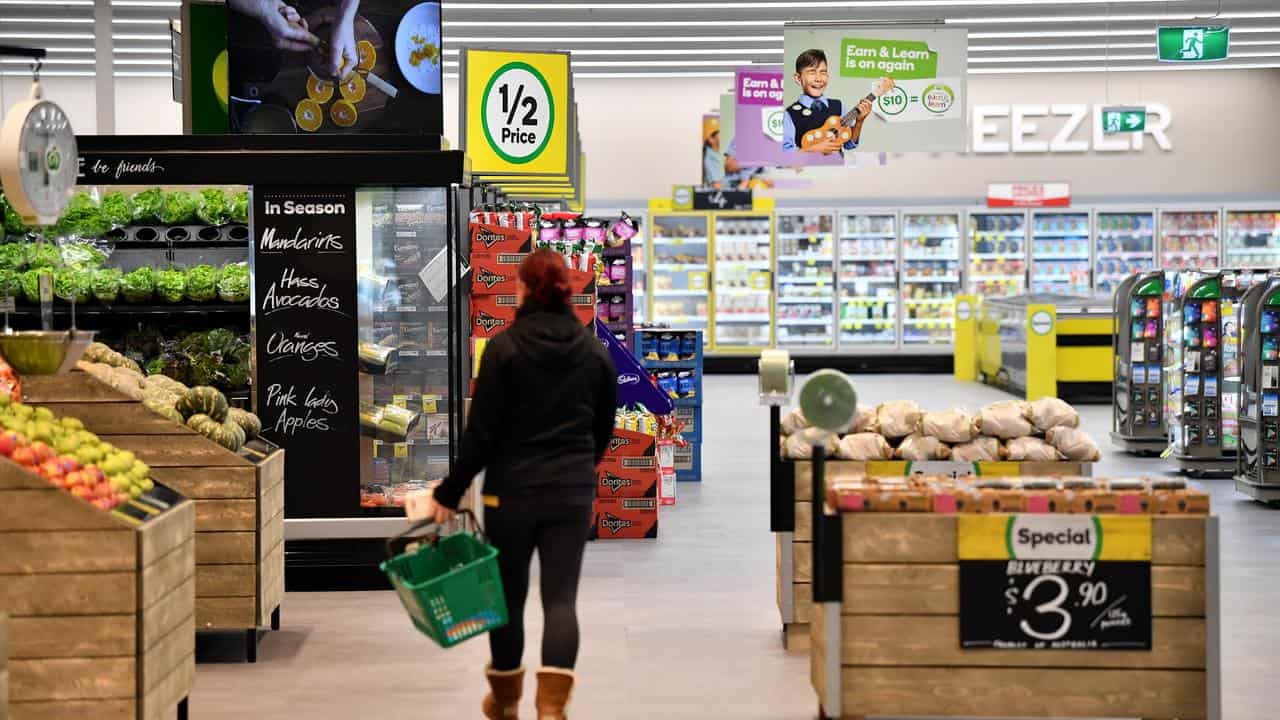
{"left": 121, "top": 267, "right": 155, "bottom": 303}
{"left": 0, "top": 269, "right": 18, "bottom": 298}
{"left": 144, "top": 355, "right": 167, "bottom": 376}
{"left": 229, "top": 191, "right": 249, "bottom": 224}
{"left": 0, "top": 191, "right": 28, "bottom": 236}
{"left": 19, "top": 268, "right": 52, "bottom": 303}
{"left": 155, "top": 268, "right": 186, "bottom": 303}
{"left": 196, "top": 188, "right": 230, "bottom": 225}
{"left": 54, "top": 268, "right": 92, "bottom": 303}
{"left": 217, "top": 262, "right": 250, "bottom": 303}
{"left": 132, "top": 188, "right": 164, "bottom": 223}
{"left": 0, "top": 243, "right": 25, "bottom": 272}
{"left": 60, "top": 242, "right": 107, "bottom": 269}
{"left": 202, "top": 328, "right": 240, "bottom": 357}
{"left": 185, "top": 264, "right": 219, "bottom": 302}
{"left": 100, "top": 192, "right": 134, "bottom": 227}
{"left": 25, "top": 243, "right": 62, "bottom": 270}
{"left": 222, "top": 362, "right": 250, "bottom": 389}
{"left": 56, "top": 192, "right": 111, "bottom": 239}
{"left": 91, "top": 268, "right": 122, "bottom": 303}
{"left": 161, "top": 191, "right": 199, "bottom": 225}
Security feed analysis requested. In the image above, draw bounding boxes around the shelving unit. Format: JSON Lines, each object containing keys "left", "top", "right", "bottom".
{"left": 837, "top": 212, "right": 898, "bottom": 348}
{"left": 600, "top": 234, "right": 635, "bottom": 350}
{"left": 775, "top": 212, "right": 836, "bottom": 348}
{"left": 712, "top": 213, "right": 774, "bottom": 351}
{"left": 1160, "top": 209, "right": 1220, "bottom": 271}
{"left": 1225, "top": 208, "right": 1280, "bottom": 268}
{"left": 635, "top": 329, "right": 702, "bottom": 481}
{"left": 649, "top": 214, "right": 711, "bottom": 342}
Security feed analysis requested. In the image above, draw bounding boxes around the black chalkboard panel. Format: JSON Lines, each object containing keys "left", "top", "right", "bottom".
{"left": 252, "top": 187, "right": 359, "bottom": 518}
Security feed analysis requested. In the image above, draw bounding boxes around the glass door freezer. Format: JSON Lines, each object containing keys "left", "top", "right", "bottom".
{"left": 1225, "top": 208, "right": 1280, "bottom": 268}
{"left": 648, "top": 212, "right": 712, "bottom": 343}
{"left": 711, "top": 211, "right": 774, "bottom": 351}
{"left": 1031, "top": 211, "right": 1091, "bottom": 294}
{"left": 1094, "top": 209, "right": 1157, "bottom": 294}
{"left": 775, "top": 211, "right": 836, "bottom": 349}
{"left": 837, "top": 211, "right": 899, "bottom": 348}
{"left": 967, "top": 210, "right": 1028, "bottom": 298}
{"left": 901, "top": 211, "right": 962, "bottom": 346}
{"left": 1160, "top": 209, "right": 1220, "bottom": 271}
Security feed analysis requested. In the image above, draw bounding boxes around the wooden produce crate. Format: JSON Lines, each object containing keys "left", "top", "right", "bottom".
{"left": 777, "top": 459, "right": 1091, "bottom": 652}
{"left": 23, "top": 373, "right": 285, "bottom": 663}
{"left": 1, "top": 614, "right": 8, "bottom": 720}
{"left": 810, "top": 512, "right": 1219, "bottom": 720}
{"left": 0, "top": 457, "right": 195, "bottom": 720}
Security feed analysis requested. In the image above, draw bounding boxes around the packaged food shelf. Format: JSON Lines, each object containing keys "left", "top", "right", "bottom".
{"left": 650, "top": 214, "right": 712, "bottom": 342}
{"left": 967, "top": 212, "right": 1027, "bottom": 295}
{"left": 1160, "top": 210, "right": 1220, "bottom": 270}
{"left": 1094, "top": 211, "right": 1156, "bottom": 294}
{"left": 674, "top": 441, "right": 702, "bottom": 481}
{"left": 674, "top": 405, "right": 702, "bottom": 443}
{"left": 1224, "top": 209, "right": 1280, "bottom": 269}
{"left": 1031, "top": 211, "right": 1091, "bottom": 294}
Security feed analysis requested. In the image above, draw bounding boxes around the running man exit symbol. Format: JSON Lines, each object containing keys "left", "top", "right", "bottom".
{"left": 1180, "top": 29, "right": 1204, "bottom": 59}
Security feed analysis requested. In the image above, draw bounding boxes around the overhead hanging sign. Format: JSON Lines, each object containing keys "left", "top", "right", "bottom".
{"left": 1100, "top": 106, "right": 1147, "bottom": 134}
{"left": 1158, "top": 25, "right": 1230, "bottom": 62}
{"left": 958, "top": 515, "right": 1153, "bottom": 651}
{"left": 462, "top": 48, "right": 571, "bottom": 176}
{"left": 781, "top": 23, "right": 968, "bottom": 156}
{"left": 987, "top": 182, "right": 1070, "bottom": 208}
{"left": 735, "top": 66, "right": 838, "bottom": 168}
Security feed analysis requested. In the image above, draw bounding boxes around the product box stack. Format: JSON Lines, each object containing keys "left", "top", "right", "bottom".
{"left": 597, "top": 213, "right": 641, "bottom": 350}
{"left": 636, "top": 329, "right": 703, "bottom": 481}
{"left": 592, "top": 408, "right": 660, "bottom": 539}
{"left": 468, "top": 209, "right": 599, "bottom": 382}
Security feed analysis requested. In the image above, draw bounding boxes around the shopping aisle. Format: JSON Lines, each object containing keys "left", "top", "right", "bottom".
{"left": 190, "top": 375, "right": 1280, "bottom": 720}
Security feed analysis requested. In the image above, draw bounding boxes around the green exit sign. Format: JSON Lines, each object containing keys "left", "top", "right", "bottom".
{"left": 1158, "top": 25, "right": 1230, "bottom": 62}
{"left": 1101, "top": 106, "right": 1146, "bottom": 134}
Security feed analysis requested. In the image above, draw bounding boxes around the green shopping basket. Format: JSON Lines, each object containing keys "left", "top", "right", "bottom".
{"left": 381, "top": 510, "right": 508, "bottom": 648}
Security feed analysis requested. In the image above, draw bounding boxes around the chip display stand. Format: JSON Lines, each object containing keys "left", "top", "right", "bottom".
{"left": 21, "top": 372, "right": 285, "bottom": 663}
{"left": 635, "top": 329, "right": 703, "bottom": 481}
{"left": 600, "top": 236, "right": 635, "bottom": 351}
{"left": 1235, "top": 275, "right": 1280, "bottom": 505}
{"left": 0, "top": 442, "right": 196, "bottom": 720}
{"left": 803, "top": 456, "right": 1221, "bottom": 720}
{"left": 1111, "top": 271, "right": 1170, "bottom": 455}
{"left": 770, "top": 451, "right": 1092, "bottom": 652}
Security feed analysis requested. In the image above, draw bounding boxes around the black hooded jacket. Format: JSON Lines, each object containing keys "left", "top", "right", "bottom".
{"left": 433, "top": 301, "right": 617, "bottom": 510}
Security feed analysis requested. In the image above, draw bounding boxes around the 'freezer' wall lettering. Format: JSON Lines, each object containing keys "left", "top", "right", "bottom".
{"left": 971, "top": 103, "right": 1172, "bottom": 154}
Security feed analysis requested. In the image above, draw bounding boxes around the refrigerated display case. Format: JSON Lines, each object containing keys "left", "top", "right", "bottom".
{"left": 1160, "top": 209, "right": 1220, "bottom": 270}
{"left": 649, "top": 213, "right": 711, "bottom": 342}
{"left": 838, "top": 211, "right": 898, "bottom": 347}
{"left": 1225, "top": 208, "right": 1280, "bottom": 268}
{"left": 775, "top": 211, "right": 836, "bottom": 348}
{"left": 1031, "top": 211, "right": 1091, "bottom": 294}
{"left": 901, "top": 212, "right": 961, "bottom": 345}
{"left": 358, "top": 189, "right": 453, "bottom": 511}
{"left": 1095, "top": 210, "right": 1156, "bottom": 294}
{"left": 631, "top": 212, "right": 648, "bottom": 324}
{"left": 967, "top": 210, "right": 1027, "bottom": 298}
{"left": 712, "top": 212, "right": 774, "bottom": 351}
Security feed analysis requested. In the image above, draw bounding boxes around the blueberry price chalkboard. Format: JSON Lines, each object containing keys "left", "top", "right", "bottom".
{"left": 252, "top": 187, "right": 359, "bottom": 518}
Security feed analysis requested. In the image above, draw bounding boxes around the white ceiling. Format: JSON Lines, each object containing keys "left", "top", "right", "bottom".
{"left": 1, "top": 0, "right": 1277, "bottom": 77}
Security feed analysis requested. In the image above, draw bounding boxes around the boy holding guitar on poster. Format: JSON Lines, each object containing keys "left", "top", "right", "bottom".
{"left": 782, "top": 49, "right": 893, "bottom": 156}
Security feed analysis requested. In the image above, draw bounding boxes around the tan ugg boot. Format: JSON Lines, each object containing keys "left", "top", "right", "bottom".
{"left": 535, "top": 667, "right": 575, "bottom": 720}
{"left": 482, "top": 665, "right": 524, "bottom": 719}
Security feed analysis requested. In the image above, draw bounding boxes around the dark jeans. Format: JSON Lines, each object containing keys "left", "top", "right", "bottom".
{"left": 485, "top": 496, "right": 593, "bottom": 671}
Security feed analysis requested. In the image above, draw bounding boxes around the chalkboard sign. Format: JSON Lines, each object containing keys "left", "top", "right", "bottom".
{"left": 252, "top": 187, "right": 359, "bottom": 518}
{"left": 693, "top": 189, "right": 752, "bottom": 211}
{"left": 958, "top": 515, "right": 1153, "bottom": 651}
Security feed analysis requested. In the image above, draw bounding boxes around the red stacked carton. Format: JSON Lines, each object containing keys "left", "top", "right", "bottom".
{"left": 593, "top": 427, "right": 659, "bottom": 538}
{"left": 469, "top": 223, "right": 531, "bottom": 342}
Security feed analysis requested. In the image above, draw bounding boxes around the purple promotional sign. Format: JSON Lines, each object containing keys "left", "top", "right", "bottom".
{"left": 595, "top": 320, "right": 675, "bottom": 414}
{"left": 733, "top": 67, "right": 841, "bottom": 167}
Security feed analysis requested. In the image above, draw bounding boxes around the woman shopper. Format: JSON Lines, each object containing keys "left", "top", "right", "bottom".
{"left": 430, "top": 248, "right": 618, "bottom": 719}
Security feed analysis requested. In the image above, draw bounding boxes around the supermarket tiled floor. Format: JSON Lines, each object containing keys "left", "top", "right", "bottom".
{"left": 190, "top": 375, "right": 1280, "bottom": 720}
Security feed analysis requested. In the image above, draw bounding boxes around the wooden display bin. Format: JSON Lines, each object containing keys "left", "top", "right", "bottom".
{"left": 809, "top": 511, "right": 1219, "bottom": 720}
{"left": 1, "top": 614, "right": 8, "bottom": 720}
{"left": 775, "top": 457, "right": 1092, "bottom": 652}
{"left": 0, "top": 457, "right": 195, "bottom": 720}
{"left": 23, "top": 373, "right": 285, "bottom": 662}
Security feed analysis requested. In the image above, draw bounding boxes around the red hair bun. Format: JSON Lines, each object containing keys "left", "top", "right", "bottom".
{"left": 518, "top": 248, "right": 572, "bottom": 308}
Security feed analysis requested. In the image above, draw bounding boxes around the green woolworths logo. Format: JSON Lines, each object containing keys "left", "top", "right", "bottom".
{"left": 841, "top": 37, "right": 938, "bottom": 79}
{"left": 45, "top": 147, "right": 62, "bottom": 171}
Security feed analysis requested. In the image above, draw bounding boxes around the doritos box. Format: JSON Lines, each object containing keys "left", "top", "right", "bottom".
{"left": 471, "top": 222, "right": 533, "bottom": 254}
{"left": 592, "top": 498, "right": 658, "bottom": 539}
{"left": 603, "top": 428, "right": 657, "bottom": 458}
{"left": 471, "top": 253, "right": 526, "bottom": 295}
{"left": 596, "top": 456, "right": 658, "bottom": 499}
{"left": 566, "top": 267, "right": 597, "bottom": 295}
{"left": 471, "top": 295, "right": 519, "bottom": 339}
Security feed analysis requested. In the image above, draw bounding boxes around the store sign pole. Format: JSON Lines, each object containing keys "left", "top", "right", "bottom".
{"left": 1100, "top": 106, "right": 1147, "bottom": 134}
{"left": 1158, "top": 25, "right": 1230, "bottom": 62}
{"left": 958, "top": 515, "right": 1153, "bottom": 650}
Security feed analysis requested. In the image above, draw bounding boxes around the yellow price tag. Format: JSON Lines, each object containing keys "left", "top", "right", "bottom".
{"left": 373, "top": 440, "right": 382, "bottom": 455}
{"left": 807, "top": 259, "right": 816, "bottom": 267}
{"left": 750, "top": 271, "right": 771, "bottom": 290}
{"left": 422, "top": 395, "right": 438, "bottom": 414}
{"left": 392, "top": 394, "right": 407, "bottom": 409}
{"left": 816, "top": 279, "right": 826, "bottom": 288}
{"left": 688, "top": 272, "right": 708, "bottom": 291}
{"left": 394, "top": 443, "right": 409, "bottom": 459}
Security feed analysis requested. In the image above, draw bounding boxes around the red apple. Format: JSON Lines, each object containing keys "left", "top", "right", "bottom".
{"left": 85, "top": 466, "right": 105, "bottom": 483}
{"left": 56, "top": 456, "right": 79, "bottom": 474}
{"left": 0, "top": 432, "right": 17, "bottom": 457}
{"left": 11, "top": 446, "right": 35, "bottom": 467}
{"left": 69, "top": 485, "right": 90, "bottom": 499}
{"left": 38, "top": 459, "right": 64, "bottom": 480}
{"left": 29, "top": 442, "right": 53, "bottom": 463}
{"left": 114, "top": 492, "right": 130, "bottom": 505}
{"left": 94, "top": 482, "right": 113, "bottom": 499}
